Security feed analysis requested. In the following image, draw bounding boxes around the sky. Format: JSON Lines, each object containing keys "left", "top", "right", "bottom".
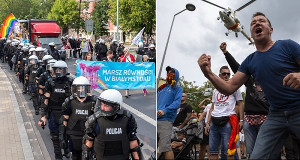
{"left": 156, "top": 0, "right": 300, "bottom": 89}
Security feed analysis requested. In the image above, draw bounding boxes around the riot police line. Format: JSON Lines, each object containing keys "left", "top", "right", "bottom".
{"left": 0, "top": 38, "right": 144, "bottom": 160}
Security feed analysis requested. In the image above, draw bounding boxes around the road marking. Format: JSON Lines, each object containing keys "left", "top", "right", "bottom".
{"left": 71, "top": 74, "right": 157, "bottom": 127}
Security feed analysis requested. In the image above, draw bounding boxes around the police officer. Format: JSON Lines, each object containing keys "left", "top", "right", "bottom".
{"left": 117, "top": 41, "right": 125, "bottom": 58}
{"left": 38, "top": 60, "right": 73, "bottom": 160}
{"left": 25, "top": 55, "right": 40, "bottom": 115}
{"left": 136, "top": 42, "right": 146, "bottom": 56}
{"left": 82, "top": 89, "right": 143, "bottom": 160}
{"left": 110, "top": 40, "right": 118, "bottom": 60}
{"left": 38, "top": 59, "right": 57, "bottom": 97}
{"left": 59, "top": 76, "right": 96, "bottom": 160}
{"left": 49, "top": 42, "right": 60, "bottom": 60}
{"left": 35, "top": 47, "right": 45, "bottom": 60}
{"left": 96, "top": 39, "right": 108, "bottom": 61}
{"left": 17, "top": 46, "right": 30, "bottom": 93}
{"left": 147, "top": 44, "right": 156, "bottom": 63}
{"left": 38, "top": 59, "right": 57, "bottom": 113}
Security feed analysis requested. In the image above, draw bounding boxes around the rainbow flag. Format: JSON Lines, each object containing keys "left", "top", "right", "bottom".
{"left": 0, "top": 14, "right": 18, "bottom": 38}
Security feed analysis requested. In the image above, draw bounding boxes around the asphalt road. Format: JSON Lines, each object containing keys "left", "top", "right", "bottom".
{"left": 1, "top": 57, "right": 156, "bottom": 159}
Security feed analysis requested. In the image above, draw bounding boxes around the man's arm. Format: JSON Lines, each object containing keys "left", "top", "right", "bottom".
{"left": 283, "top": 59, "right": 300, "bottom": 89}
{"left": 198, "top": 54, "right": 249, "bottom": 95}
{"left": 158, "top": 88, "right": 183, "bottom": 117}
{"left": 220, "top": 42, "right": 240, "bottom": 73}
{"left": 198, "top": 98, "right": 211, "bottom": 108}
{"left": 178, "top": 112, "right": 192, "bottom": 129}
{"left": 198, "top": 111, "right": 206, "bottom": 122}
{"left": 237, "top": 100, "right": 244, "bottom": 130}
{"left": 205, "top": 102, "right": 214, "bottom": 135}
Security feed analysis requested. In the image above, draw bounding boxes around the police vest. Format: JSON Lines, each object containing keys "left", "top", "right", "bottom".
{"left": 39, "top": 72, "right": 50, "bottom": 86}
{"left": 48, "top": 78, "right": 72, "bottom": 110}
{"left": 94, "top": 116, "right": 130, "bottom": 160}
{"left": 66, "top": 98, "right": 94, "bottom": 136}
{"left": 28, "top": 65, "right": 39, "bottom": 84}
{"left": 20, "top": 54, "right": 27, "bottom": 69}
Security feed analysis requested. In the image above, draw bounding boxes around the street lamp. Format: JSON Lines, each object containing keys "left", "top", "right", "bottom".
{"left": 157, "top": 3, "right": 196, "bottom": 87}
{"left": 116, "top": 0, "right": 119, "bottom": 43}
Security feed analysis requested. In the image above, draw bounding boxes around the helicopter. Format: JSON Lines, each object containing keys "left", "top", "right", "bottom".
{"left": 201, "top": 0, "right": 256, "bottom": 44}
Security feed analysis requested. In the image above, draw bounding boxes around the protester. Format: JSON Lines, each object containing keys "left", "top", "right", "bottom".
{"left": 157, "top": 66, "right": 182, "bottom": 160}
{"left": 198, "top": 12, "right": 300, "bottom": 159}
{"left": 119, "top": 48, "right": 135, "bottom": 98}
{"left": 219, "top": 42, "right": 269, "bottom": 158}
{"left": 173, "top": 93, "right": 192, "bottom": 129}
{"left": 205, "top": 66, "right": 243, "bottom": 160}
{"left": 198, "top": 98, "right": 211, "bottom": 160}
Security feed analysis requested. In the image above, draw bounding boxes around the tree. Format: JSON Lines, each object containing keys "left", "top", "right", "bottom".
{"left": 91, "top": 0, "right": 109, "bottom": 38}
{"left": 48, "top": 0, "right": 83, "bottom": 34}
{"left": 0, "top": 0, "right": 32, "bottom": 22}
{"left": 28, "top": 0, "right": 55, "bottom": 19}
{"left": 107, "top": 0, "right": 156, "bottom": 36}
{"left": 179, "top": 77, "right": 215, "bottom": 114}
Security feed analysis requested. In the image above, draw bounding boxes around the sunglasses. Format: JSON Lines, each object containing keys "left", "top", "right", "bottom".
{"left": 221, "top": 72, "right": 231, "bottom": 76}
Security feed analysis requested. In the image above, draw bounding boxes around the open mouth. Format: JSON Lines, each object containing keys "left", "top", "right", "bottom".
{"left": 255, "top": 28, "right": 262, "bottom": 34}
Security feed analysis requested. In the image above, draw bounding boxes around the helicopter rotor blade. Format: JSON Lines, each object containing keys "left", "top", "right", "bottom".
{"left": 235, "top": 0, "right": 256, "bottom": 12}
{"left": 201, "top": 0, "right": 226, "bottom": 10}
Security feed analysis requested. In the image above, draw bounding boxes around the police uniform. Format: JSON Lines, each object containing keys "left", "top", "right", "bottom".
{"left": 26, "top": 63, "right": 39, "bottom": 113}
{"left": 44, "top": 76, "right": 73, "bottom": 159}
{"left": 85, "top": 110, "right": 138, "bottom": 160}
{"left": 61, "top": 96, "right": 96, "bottom": 160}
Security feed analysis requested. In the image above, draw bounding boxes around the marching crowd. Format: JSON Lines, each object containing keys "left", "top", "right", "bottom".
{"left": 157, "top": 12, "right": 300, "bottom": 160}
{"left": 0, "top": 36, "right": 154, "bottom": 160}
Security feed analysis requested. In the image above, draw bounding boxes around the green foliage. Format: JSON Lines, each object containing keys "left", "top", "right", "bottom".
{"left": 48, "top": 0, "right": 83, "bottom": 34}
{"left": 28, "top": 0, "right": 55, "bottom": 19}
{"left": 0, "top": 0, "right": 32, "bottom": 22}
{"left": 179, "top": 76, "right": 215, "bottom": 114}
{"left": 91, "top": 0, "right": 109, "bottom": 37}
{"left": 107, "top": 0, "right": 156, "bottom": 36}
{"left": 0, "top": 0, "right": 55, "bottom": 23}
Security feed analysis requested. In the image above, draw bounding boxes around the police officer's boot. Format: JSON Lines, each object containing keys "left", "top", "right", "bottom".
{"left": 51, "top": 133, "right": 63, "bottom": 160}
{"left": 63, "top": 148, "right": 71, "bottom": 159}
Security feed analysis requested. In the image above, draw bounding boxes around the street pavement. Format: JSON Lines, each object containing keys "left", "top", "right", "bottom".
{"left": 0, "top": 56, "right": 156, "bottom": 159}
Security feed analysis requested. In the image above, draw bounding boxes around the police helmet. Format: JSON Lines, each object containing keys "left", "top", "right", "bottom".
{"left": 49, "top": 42, "right": 55, "bottom": 46}
{"left": 149, "top": 44, "right": 155, "bottom": 48}
{"left": 42, "top": 55, "right": 53, "bottom": 65}
{"left": 95, "top": 89, "right": 122, "bottom": 117}
{"left": 22, "top": 46, "right": 29, "bottom": 52}
{"left": 28, "top": 55, "right": 38, "bottom": 65}
{"left": 72, "top": 76, "right": 91, "bottom": 98}
{"left": 19, "top": 43, "right": 24, "bottom": 47}
{"left": 138, "top": 41, "right": 143, "bottom": 47}
{"left": 100, "top": 39, "right": 105, "bottom": 44}
{"left": 35, "top": 47, "right": 45, "bottom": 59}
{"left": 46, "top": 59, "right": 57, "bottom": 71}
{"left": 35, "top": 47, "right": 44, "bottom": 52}
{"left": 119, "top": 41, "right": 124, "bottom": 44}
{"left": 28, "top": 45, "right": 35, "bottom": 49}
{"left": 29, "top": 48, "right": 35, "bottom": 53}
{"left": 52, "top": 60, "right": 68, "bottom": 78}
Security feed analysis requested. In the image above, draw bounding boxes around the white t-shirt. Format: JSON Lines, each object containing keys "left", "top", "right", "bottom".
{"left": 211, "top": 88, "right": 243, "bottom": 117}
{"left": 204, "top": 103, "right": 212, "bottom": 123}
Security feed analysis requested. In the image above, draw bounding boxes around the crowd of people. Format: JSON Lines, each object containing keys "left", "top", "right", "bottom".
{"left": 0, "top": 36, "right": 151, "bottom": 159}
{"left": 157, "top": 12, "right": 300, "bottom": 160}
